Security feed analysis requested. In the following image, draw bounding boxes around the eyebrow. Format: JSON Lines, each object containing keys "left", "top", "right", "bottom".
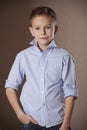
{"left": 32, "top": 24, "right": 53, "bottom": 27}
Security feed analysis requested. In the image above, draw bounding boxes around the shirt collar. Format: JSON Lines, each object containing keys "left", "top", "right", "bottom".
{"left": 29, "top": 39, "right": 57, "bottom": 49}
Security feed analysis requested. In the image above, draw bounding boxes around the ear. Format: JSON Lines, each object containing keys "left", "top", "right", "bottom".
{"left": 54, "top": 25, "right": 58, "bottom": 34}
{"left": 29, "top": 27, "right": 34, "bottom": 37}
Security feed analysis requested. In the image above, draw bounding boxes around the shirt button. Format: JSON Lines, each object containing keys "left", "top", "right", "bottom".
{"left": 41, "top": 91, "right": 44, "bottom": 94}
{"left": 41, "top": 78, "right": 44, "bottom": 81}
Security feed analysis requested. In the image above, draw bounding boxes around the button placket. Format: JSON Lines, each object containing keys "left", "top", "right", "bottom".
{"left": 39, "top": 53, "right": 47, "bottom": 125}
{"left": 40, "top": 56, "right": 45, "bottom": 104}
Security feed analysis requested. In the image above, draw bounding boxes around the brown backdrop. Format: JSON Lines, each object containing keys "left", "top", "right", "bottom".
{"left": 0, "top": 0, "right": 87, "bottom": 130}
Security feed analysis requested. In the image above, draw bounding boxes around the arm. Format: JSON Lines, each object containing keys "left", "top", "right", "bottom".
{"left": 60, "top": 54, "right": 78, "bottom": 130}
{"left": 59, "top": 96, "right": 75, "bottom": 130}
{"left": 6, "top": 87, "right": 37, "bottom": 124}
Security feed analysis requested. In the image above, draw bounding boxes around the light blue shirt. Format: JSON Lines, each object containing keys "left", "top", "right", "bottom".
{"left": 5, "top": 39, "right": 78, "bottom": 128}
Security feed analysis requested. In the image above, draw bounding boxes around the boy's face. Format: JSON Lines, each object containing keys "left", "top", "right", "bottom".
{"left": 29, "top": 15, "right": 58, "bottom": 50}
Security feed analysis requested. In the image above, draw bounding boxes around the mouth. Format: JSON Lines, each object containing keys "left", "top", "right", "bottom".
{"left": 40, "top": 37, "right": 48, "bottom": 40}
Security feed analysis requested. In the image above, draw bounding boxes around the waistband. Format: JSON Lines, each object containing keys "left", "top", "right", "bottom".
{"left": 20, "top": 122, "right": 62, "bottom": 129}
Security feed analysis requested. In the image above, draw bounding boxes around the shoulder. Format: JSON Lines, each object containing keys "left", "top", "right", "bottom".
{"left": 54, "top": 46, "right": 71, "bottom": 57}
{"left": 16, "top": 46, "right": 33, "bottom": 58}
{"left": 55, "top": 47, "right": 75, "bottom": 63}
{"left": 59, "top": 48, "right": 70, "bottom": 56}
{"left": 59, "top": 48, "right": 76, "bottom": 65}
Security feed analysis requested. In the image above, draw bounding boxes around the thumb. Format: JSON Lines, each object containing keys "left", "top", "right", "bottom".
{"left": 29, "top": 116, "right": 37, "bottom": 124}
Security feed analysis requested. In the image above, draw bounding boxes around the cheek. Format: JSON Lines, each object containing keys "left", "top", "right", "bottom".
{"left": 48, "top": 31, "right": 55, "bottom": 38}
{"left": 33, "top": 33, "right": 39, "bottom": 39}
{"left": 32, "top": 31, "right": 38, "bottom": 37}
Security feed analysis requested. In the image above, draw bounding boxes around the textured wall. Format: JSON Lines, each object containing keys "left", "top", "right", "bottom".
{"left": 0, "top": 0, "right": 87, "bottom": 130}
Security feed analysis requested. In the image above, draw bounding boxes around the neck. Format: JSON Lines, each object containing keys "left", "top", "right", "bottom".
{"left": 37, "top": 44, "right": 48, "bottom": 51}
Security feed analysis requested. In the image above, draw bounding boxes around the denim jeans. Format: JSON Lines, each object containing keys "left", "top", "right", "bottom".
{"left": 19, "top": 122, "right": 71, "bottom": 130}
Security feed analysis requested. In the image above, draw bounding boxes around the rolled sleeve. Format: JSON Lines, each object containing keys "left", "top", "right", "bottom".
{"left": 5, "top": 53, "right": 24, "bottom": 91}
{"left": 62, "top": 53, "right": 78, "bottom": 98}
{"left": 63, "top": 85, "right": 78, "bottom": 98}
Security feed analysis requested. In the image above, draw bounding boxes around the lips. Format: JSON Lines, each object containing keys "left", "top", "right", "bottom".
{"left": 40, "top": 37, "right": 48, "bottom": 39}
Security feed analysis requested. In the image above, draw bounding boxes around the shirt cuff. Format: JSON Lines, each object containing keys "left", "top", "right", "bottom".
{"left": 63, "top": 87, "right": 78, "bottom": 99}
{"left": 5, "top": 80, "right": 19, "bottom": 91}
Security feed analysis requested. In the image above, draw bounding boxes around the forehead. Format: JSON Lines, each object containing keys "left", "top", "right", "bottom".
{"left": 31, "top": 15, "right": 53, "bottom": 26}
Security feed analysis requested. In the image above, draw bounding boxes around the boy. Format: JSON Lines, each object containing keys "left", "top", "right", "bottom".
{"left": 5, "top": 6, "right": 78, "bottom": 130}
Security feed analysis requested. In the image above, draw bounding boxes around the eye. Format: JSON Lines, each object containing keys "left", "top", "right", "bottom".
{"left": 34, "top": 27, "right": 40, "bottom": 30}
{"left": 46, "top": 25, "right": 52, "bottom": 29}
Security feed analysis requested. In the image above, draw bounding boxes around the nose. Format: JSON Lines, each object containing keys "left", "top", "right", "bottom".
{"left": 41, "top": 27, "right": 46, "bottom": 35}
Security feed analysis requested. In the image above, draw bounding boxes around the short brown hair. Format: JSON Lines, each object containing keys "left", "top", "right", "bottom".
{"left": 30, "top": 6, "right": 57, "bottom": 25}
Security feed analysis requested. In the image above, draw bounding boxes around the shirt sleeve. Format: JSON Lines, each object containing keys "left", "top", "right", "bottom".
{"left": 62, "top": 53, "right": 78, "bottom": 98}
{"left": 5, "top": 53, "right": 25, "bottom": 91}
